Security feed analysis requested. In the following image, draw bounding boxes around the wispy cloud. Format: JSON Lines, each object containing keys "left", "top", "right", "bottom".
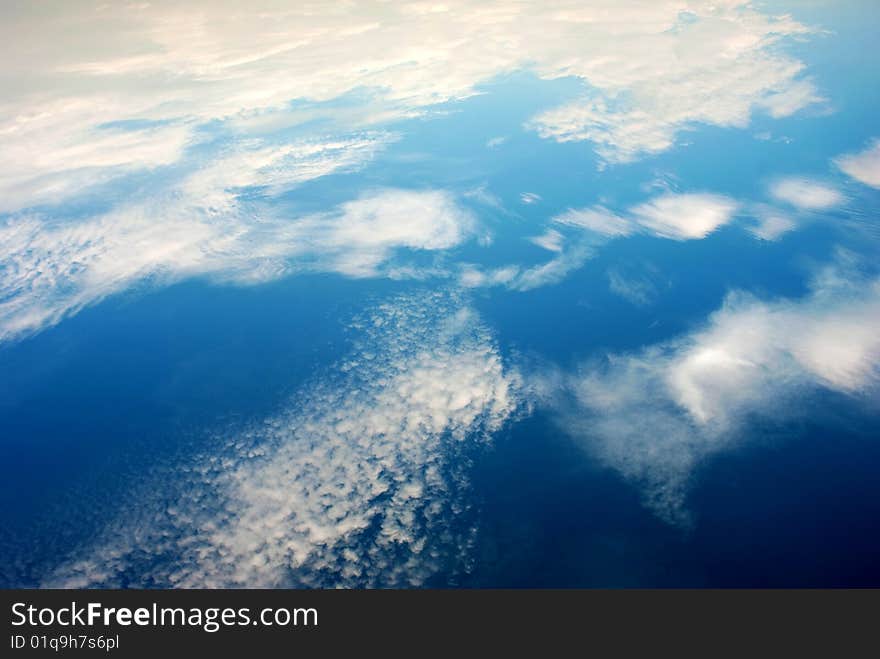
{"left": 528, "top": 229, "right": 564, "bottom": 253}
{"left": 554, "top": 206, "right": 635, "bottom": 238}
{"left": 44, "top": 293, "right": 524, "bottom": 588}
{"left": 0, "top": 184, "right": 476, "bottom": 341}
{"left": 459, "top": 192, "right": 737, "bottom": 293}
{"left": 180, "top": 133, "right": 395, "bottom": 211}
{"left": 607, "top": 264, "right": 665, "bottom": 307}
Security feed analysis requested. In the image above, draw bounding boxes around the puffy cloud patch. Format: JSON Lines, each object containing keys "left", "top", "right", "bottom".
{"left": 835, "top": 140, "right": 880, "bottom": 189}
{"left": 770, "top": 177, "right": 844, "bottom": 210}
{"left": 44, "top": 293, "right": 524, "bottom": 588}
{"left": 629, "top": 193, "right": 739, "bottom": 240}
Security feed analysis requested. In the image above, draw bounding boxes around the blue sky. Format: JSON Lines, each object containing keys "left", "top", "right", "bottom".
{"left": 1, "top": 0, "right": 879, "bottom": 587}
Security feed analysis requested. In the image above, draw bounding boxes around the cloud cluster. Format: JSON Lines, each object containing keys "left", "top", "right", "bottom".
{"left": 0, "top": 2, "right": 828, "bottom": 340}
{"left": 44, "top": 293, "right": 524, "bottom": 587}
{"left": 545, "top": 260, "right": 880, "bottom": 524}
{"left": 0, "top": 181, "right": 476, "bottom": 341}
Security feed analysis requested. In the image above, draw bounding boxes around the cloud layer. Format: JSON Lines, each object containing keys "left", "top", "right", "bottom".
{"left": 44, "top": 293, "right": 523, "bottom": 588}
{"left": 1, "top": 0, "right": 821, "bottom": 214}
{"left": 0, "top": 1, "right": 828, "bottom": 341}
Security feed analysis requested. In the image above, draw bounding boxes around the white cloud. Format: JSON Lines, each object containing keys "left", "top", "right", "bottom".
{"left": 748, "top": 207, "right": 797, "bottom": 241}
{"left": 555, "top": 193, "right": 738, "bottom": 241}
{"left": 0, "top": 1, "right": 822, "bottom": 212}
{"left": 835, "top": 140, "right": 880, "bottom": 189}
{"left": 44, "top": 293, "right": 524, "bottom": 588}
{"left": 458, "top": 265, "right": 521, "bottom": 289}
{"left": 528, "top": 229, "right": 564, "bottom": 253}
{"left": 607, "top": 266, "right": 663, "bottom": 306}
{"left": 546, "top": 260, "right": 880, "bottom": 524}
{"left": 181, "top": 133, "right": 394, "bottom": 212}
{"left": 527, "top": 6, "right": 820, "bottom": 162}
{"left": 459, "top": 242, "right": 594, "bottom": 292}
{"left": 463, "top": 185, "right": 505, "bottom": 211}
{"left": 629, "top": 193, "right": 738, "bottom": 240}
{"left": 520, "top": 192, "right": 541, "bottom": 205}
{"left": 0, "top": 120, "right": 193, "bottom": 214}
{"left": 0, "top": 2, "right": 831, "bottom": 336}
{"left": 554, "top": 206, "right": 635, "bottom": 238}
{"left": 0, "top": 185, "right": 476, "bottom": 341}
{"left": 510, "top": 244, "right": 595, "bottom": 291}
{"left": 460, "top": 192, "right": 737, "bottom": 293}
{"left": 770, "top": 177, "right": 844, "bottom": 210}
